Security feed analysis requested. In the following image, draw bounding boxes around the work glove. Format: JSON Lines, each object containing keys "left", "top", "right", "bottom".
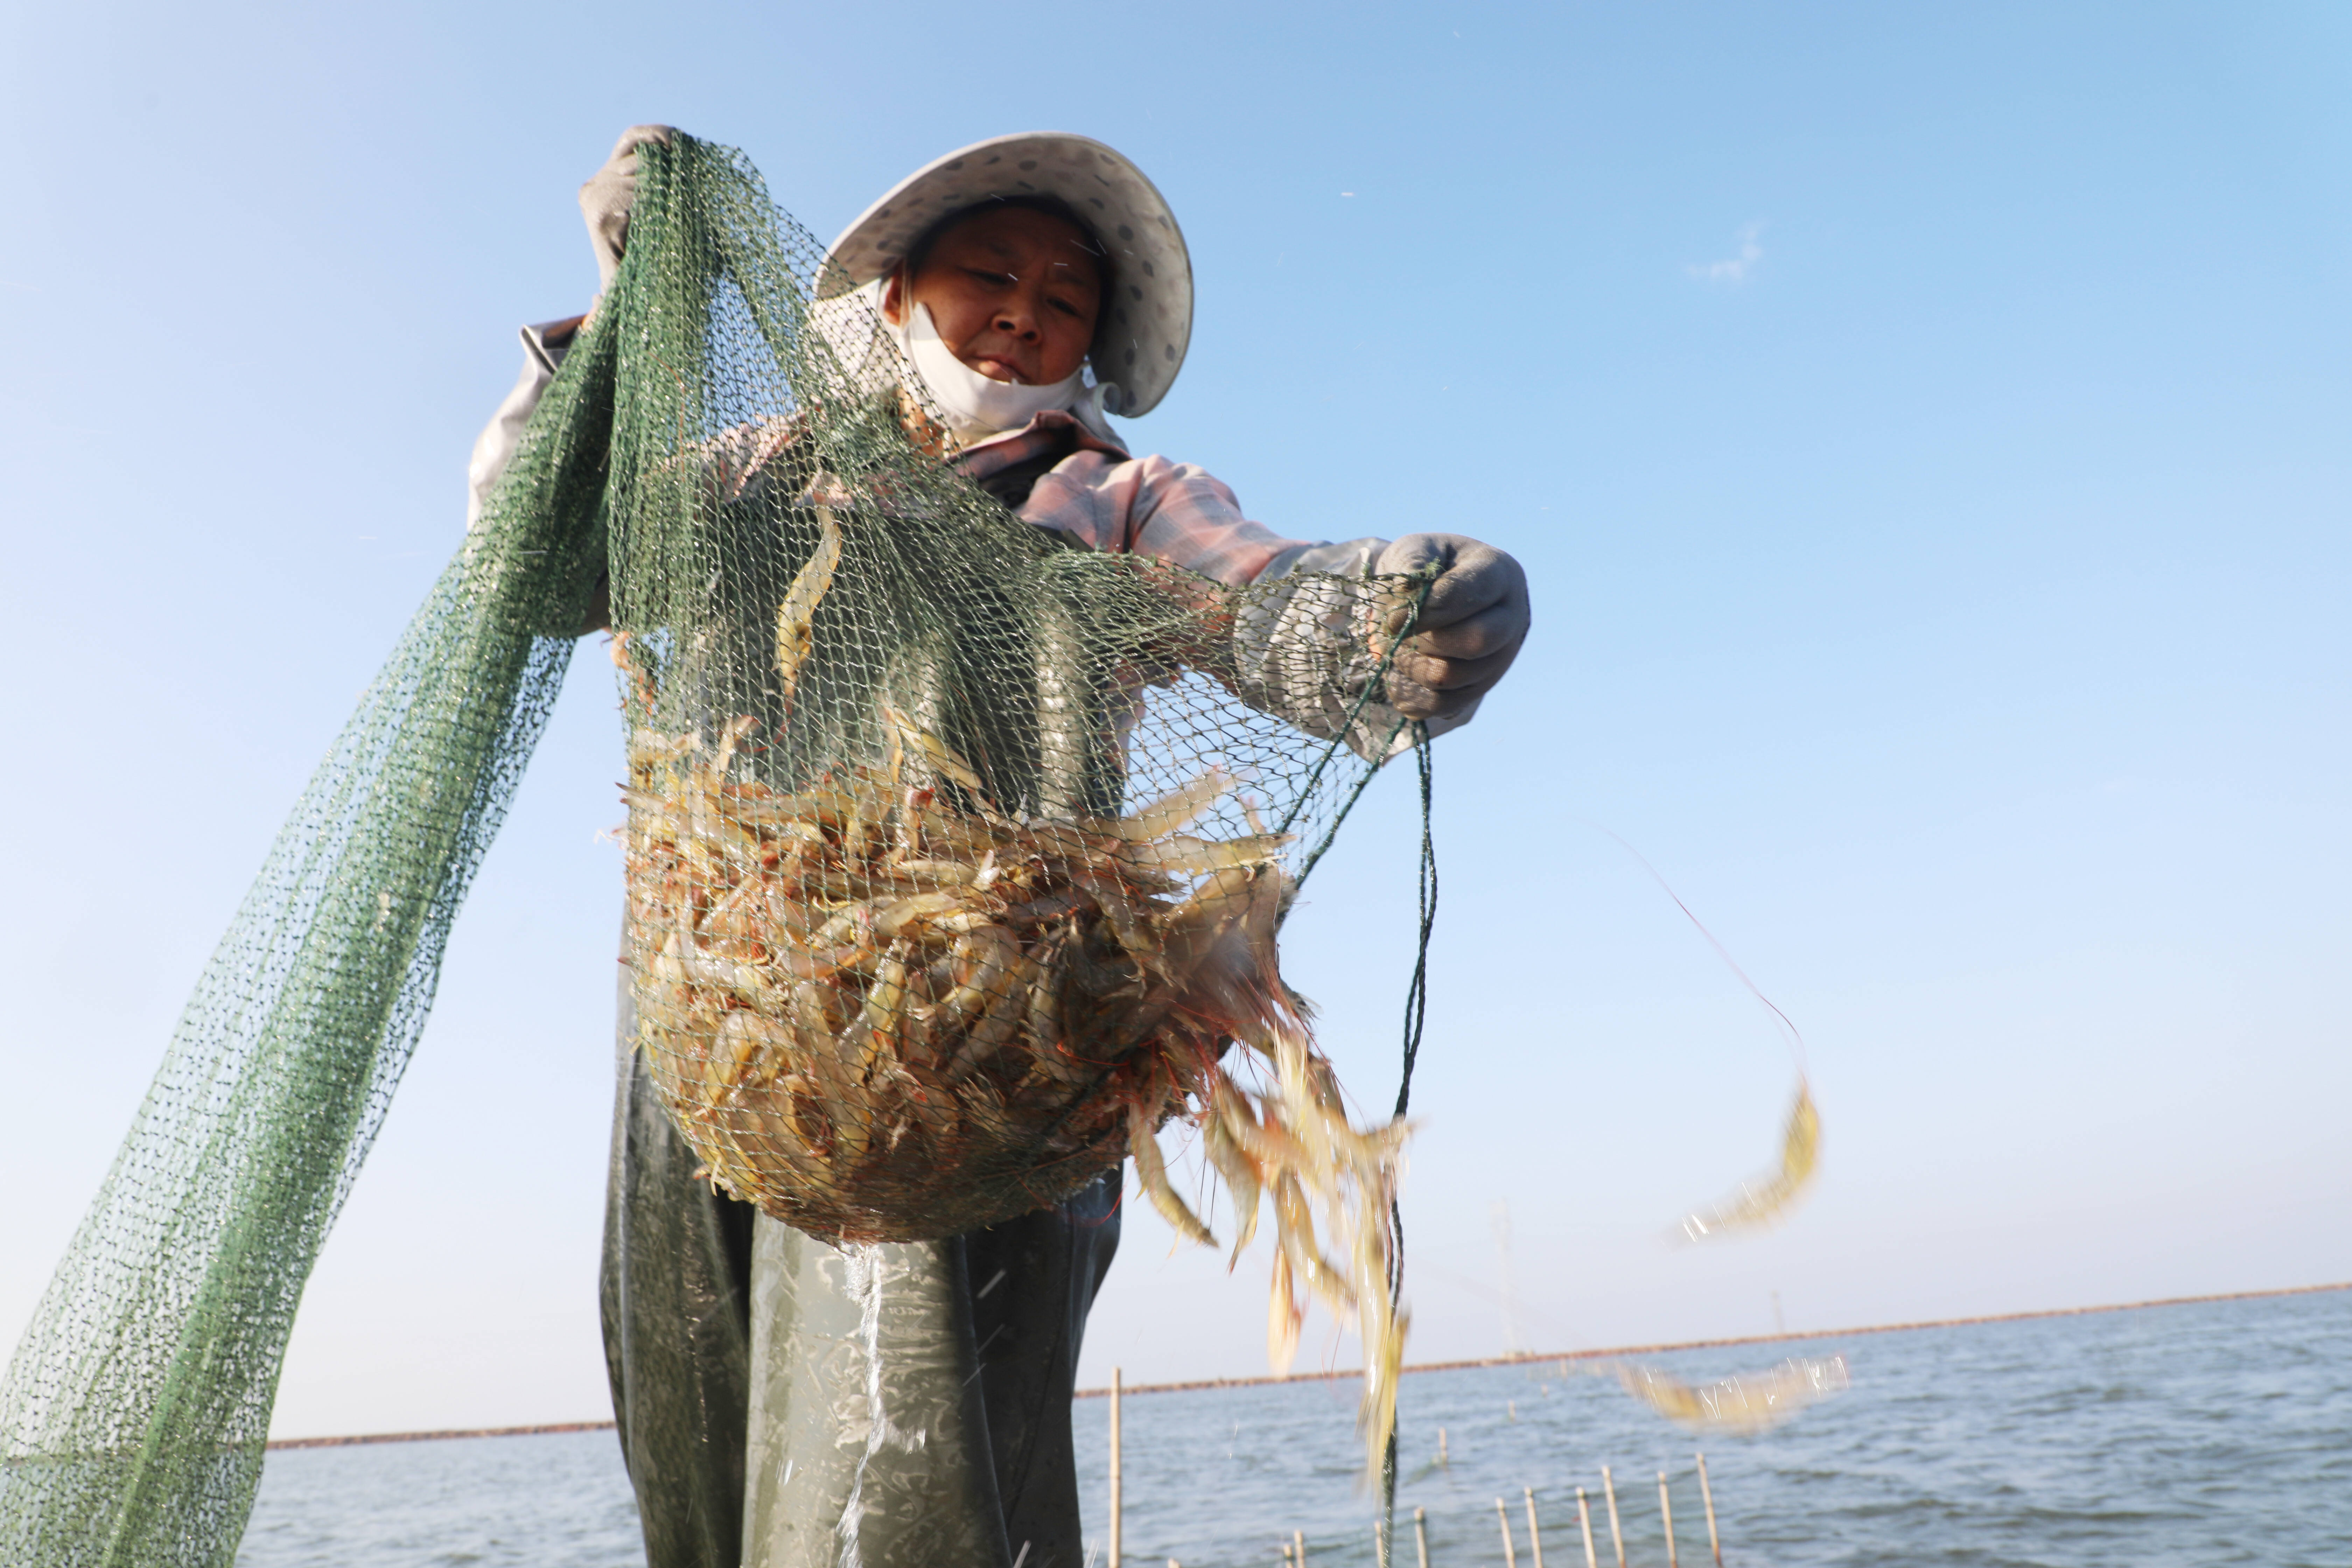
{"left": 1374, "top": 533, "right": 1530, "bottom": 721}
{"left": 580, "top": 124, "right": 678, "bottom": 293}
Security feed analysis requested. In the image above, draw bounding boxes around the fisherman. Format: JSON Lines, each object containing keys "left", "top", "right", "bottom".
{"left": 468, "top": 126, "right": 1530, "bottom": 1568}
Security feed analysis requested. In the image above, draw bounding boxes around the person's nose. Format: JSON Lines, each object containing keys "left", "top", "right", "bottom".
{"left": 992, "top": 304, "right": 1041, "bottom": 342}
{"left": 993, "top": 283, "right": 1046, "bottom": 342}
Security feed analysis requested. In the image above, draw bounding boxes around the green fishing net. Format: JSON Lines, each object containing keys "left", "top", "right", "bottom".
{"left": 0, "top": 135, "right": 1427, "bottom": 1564}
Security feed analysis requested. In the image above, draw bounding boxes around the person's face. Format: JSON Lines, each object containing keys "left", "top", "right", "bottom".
{"left": 883, "top": 206, "right": 1102, "bottom": 386}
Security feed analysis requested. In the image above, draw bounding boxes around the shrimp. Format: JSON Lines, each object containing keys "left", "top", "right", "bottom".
{"left": 1200, "top": 1093, "right": 1263, "bottom": 1265}
{"left": 1119, "top": 832, "right": 1293, "bottom": 876}
{"left": 947, "top": 969, "right": 1030, "bottom": 1080}
{"left": 1676, "top": 1079, "right": 1821, "bottom": 1241}
{"left": 1614, "top": 1355, "right": 1849, "bottom": 1435}
{"left": 710, "top": 1008, "right": 791, "bottom": 1103}
{"left": 878, "top": 704, "right": 992, "bottom": 801}
{"left": 772, "top": 505, "right": 843, "bottom": 701}
{"left": 1068, "top": 870, "right": 1161, "bottom": 969}
{"left": 934, "top": 927, "right": 1008, "bottom": 1013}
{"left": 1102, "top": 766, "right": 1235, "bottom": 842}
{"left": 1128, "top": 1100, "right": 1216, "bottom": 1247}
{"left": 1267, "top": 1250, "right": 1303, "bottom": 1375}
{"left": 844, "top": 941, "right": 913, "bottom": 1075}
{"left": 1269, "top": 1173, "right": 1352, "bottom": 1315}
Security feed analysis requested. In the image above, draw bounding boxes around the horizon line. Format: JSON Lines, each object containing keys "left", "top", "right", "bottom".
{"left": 1071, "top": 1278, "right": 2351, "bottom": 1399}
{"left": 264, "top": 1278, "right": 2348, "bottom": 1448}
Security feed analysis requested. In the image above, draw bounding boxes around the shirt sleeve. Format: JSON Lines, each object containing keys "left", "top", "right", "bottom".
{"left": 465, "top": 315, "right": 585, "bottom": 531}
{"left": 1019, "top": 450, "right": 1311, "bottom": 586}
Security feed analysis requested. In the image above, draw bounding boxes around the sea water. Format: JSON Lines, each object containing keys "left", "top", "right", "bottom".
{"left": 236, "top": 1288, "right": 2351, "bottom": 1567}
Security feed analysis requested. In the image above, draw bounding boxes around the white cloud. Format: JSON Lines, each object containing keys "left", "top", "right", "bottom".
{"left": 1688, "top": 222, "right": 1765, "bottom": 285}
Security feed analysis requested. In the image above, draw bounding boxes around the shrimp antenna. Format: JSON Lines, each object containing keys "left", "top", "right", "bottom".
{"left": 1588, "top": 823, "right": 1807, "bottom": 1072}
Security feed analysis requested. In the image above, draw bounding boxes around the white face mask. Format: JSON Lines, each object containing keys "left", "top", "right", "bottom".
{"left": 896, "top": 299, "right": 1120, "bottom": 442}
{"left": 899, "top": 301, "right": 1082, "bottom": 439}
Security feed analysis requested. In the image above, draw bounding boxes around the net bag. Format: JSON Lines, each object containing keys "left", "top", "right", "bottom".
{"left": 0, "top": 133, "right": 1424, "bottom": 1566}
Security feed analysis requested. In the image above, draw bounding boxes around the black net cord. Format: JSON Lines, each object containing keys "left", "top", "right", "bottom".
{"left": 1378, "top": 722, "right": 1436, "bottom": 1567}
{"left": 1280, "top": 569, "right": 1440, "bottom": 888}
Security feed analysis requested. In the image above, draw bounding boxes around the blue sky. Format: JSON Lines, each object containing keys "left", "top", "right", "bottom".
{"left": 3, "top": 1, "right": 2347, "bottom": 1439}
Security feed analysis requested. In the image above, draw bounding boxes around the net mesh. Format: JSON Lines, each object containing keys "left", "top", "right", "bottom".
{"left": 0, "top": 134, "right": 1424, "bottom": 1564}
{"left": 0, "top": 286, "right": 612, "bottom": 1563}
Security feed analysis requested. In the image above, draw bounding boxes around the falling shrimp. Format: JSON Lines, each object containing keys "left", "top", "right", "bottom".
{"left": 1613, "top": 1354, "right": 1849, "bottom": 1434}
{"left": 1675, "top": 1079, "right": 1821, "bottom": 1241}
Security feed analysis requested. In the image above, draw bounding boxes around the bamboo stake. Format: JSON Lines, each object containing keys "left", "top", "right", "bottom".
{"left": 1575, "top": 1488, "right": 1598, "bottom": 1568}
{"left": 1295, "top": 1528, "right": 1306, "bottom": 1563}
{"left": 1108, "top": 1368, "right": 1122, "bottom": 1568}
{"left": 1414, "top": 1506, "right": 1430, "bottom": 1568}
{"left": 1601, "top": 1467, "right": 1625, "bottom": 1568}
{"left": 1525, "top": 1487, "right": 1546, "bottom": 1568}
{"left": 1495, "top": 1497, "right": 1519, "bottom": 1568}
{"left": 1695, "top": 1453, "right": 1721, "bottom": 1567}
{"left": 1438, "top": 1427, "right": 1450, "bottom": 1468}
{"left": 1658, "top": 1473, "right": 1678, "bottom": 1568}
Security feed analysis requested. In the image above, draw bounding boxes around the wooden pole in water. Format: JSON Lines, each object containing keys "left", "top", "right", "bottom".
{"left": 1295, "top": 1528, "right": 1306, "bottom": 1563}
{"left": 1438, "top": 1427, "right": 1449, "bottom": 1468}
{"left": 1658, "top": 1473, "right": 1678, "bottom": 1568}
{"left": 1695, "top": 1454, "right": 1720, "bottom": 1567}
{"left": 1108, "top": 1368, "right": 1122, "bottom": 1568}
{"left": 1495, "top": 1497, "right": 1519, "bottom": 1568}
{"left": 1575, "top": 1488, "right": 1598, "bottom": 1568}
{"left": 1524, "top": 1487, "right": 1546, "bottom": 1568}
{"left": 1413, "top": 1506, "right": 1430, "bottom": 1568}
{"left": 1601, "top": 1468, "right": 1625, "bottom": 1568}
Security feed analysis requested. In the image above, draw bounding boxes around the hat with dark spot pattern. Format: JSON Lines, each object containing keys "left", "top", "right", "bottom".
{"left": 820, "top": 133, "right": 1192, "bottom": 417}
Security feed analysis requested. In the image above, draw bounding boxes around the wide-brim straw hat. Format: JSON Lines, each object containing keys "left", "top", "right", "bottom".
{"left": 819, "top": 132, "right": 1192, "bottom": 417}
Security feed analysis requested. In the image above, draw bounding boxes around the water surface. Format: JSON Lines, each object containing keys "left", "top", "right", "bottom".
{"left": 239, "top": 1288, "right": 2352, "bottom": 1566}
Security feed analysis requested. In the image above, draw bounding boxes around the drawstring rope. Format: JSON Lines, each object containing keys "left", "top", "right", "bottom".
{"left": 1262, "top": 571, "right": 1440, "bottom": 1568}
{"left": 1377, "top": 722, "right": 1436, "bottom": 1567}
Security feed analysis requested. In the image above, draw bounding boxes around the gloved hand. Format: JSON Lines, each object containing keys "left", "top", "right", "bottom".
{"left": 1374, "top": 533, "right": 1530, "bottom": 720}
{"left": 580, "top": 125, "right": 678, "bottom": 293}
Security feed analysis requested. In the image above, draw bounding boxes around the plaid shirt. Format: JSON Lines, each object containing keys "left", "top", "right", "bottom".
{"left": 953, "top": 410, "right": 1312, "bottom": 587}
{"left": 948, "top": 410, "right": 1461, "bottom": 758}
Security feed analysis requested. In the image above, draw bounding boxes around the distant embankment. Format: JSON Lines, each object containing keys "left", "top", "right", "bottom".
{"left": 1073, "top": 1279, "right": 2352, "bottom": 1399}
{"left": 264, "top": 1278, "right": 2349, "bottom": 1447}
{"left": 267, "top": 1420, "right": 618, "bottom": 1450}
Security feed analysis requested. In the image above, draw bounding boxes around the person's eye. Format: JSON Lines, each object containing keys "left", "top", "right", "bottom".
{"left": 964, "top": 268, "right": 1015, "bottom": 289}
{"left": 1049, "top": 297, "right": 1085, "bottom": 318}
